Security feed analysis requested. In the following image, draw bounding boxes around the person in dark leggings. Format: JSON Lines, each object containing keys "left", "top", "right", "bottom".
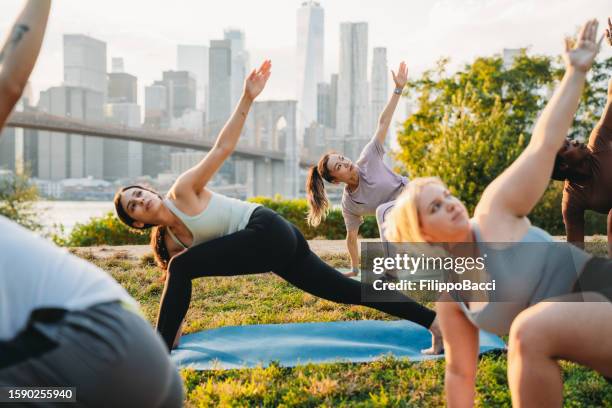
{"left": 113, "top": 60, "right": 440, "bottom": 354}
{"left": 156, "top": 206, "right": 436, "bottom": 351}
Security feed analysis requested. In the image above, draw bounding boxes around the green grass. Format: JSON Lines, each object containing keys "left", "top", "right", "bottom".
{"left": 86, "top": 251, "right": 612, "bottom": 407}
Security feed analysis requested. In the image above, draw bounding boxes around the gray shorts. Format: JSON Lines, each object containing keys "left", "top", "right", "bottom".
{"left": 0, "top": 302, "right": 183, "bottom": 407}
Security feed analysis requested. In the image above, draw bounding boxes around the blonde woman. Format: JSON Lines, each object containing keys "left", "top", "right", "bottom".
{"left": 385, "top": 20, "right": 611, "bottom": 407}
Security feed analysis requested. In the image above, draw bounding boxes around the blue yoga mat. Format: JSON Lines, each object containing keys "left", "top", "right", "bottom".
{"left": 171, "top": 320, "right": 506, "bottom": 370}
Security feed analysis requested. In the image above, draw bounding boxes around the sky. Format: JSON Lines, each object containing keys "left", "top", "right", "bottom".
{"left": 1, "top": 0, "right": 611, "bottom": 108}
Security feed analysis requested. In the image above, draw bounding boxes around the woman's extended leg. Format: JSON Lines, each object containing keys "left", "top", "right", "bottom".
{"left": 507, "top": 297, "right": 612, "bottom": 407}
{"left": 158, "top": 208, "right": 438, "bottom": 351}
{"left": 274, "top": 223, "right": 437, "bottom": 328}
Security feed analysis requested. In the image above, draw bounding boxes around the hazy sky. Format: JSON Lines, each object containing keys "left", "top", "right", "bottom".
{"left": 1, "top": 0, "right": 611, "bottom": 107}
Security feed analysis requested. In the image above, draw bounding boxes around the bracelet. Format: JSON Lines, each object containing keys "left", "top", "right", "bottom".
{"left": 352, "top": 266, "right": 360, "bottom": 273}
{"left": 394, "top": 87, "right": 403, "bottom": 95}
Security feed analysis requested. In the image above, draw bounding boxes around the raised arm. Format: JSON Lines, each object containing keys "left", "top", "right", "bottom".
{"left": 478, "top": 20, "right": 602, "bottom": 218}
{"left": 374, "top": 61, "right": 408, "bottom": 146}
{"left": 0, "top": 0, "right": 51, "bottom": 130}
{"left": 437, "top": 300, "right": 479, "bottom": 408}
{"left": 171, "top": 60, "right": 271, "bottom": 196}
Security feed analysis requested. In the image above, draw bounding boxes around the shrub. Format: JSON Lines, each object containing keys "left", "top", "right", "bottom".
{"left": 248, "top": 195, "right": 379, "bottom": 240}
{"left": 59, "top": 211, "right": 149, "bottom": 247}
{"left": 0, "top": 172, "right": 42, "bottom": 231}
{"left": 60, "top": 197, "right": 380, "bottom": 247}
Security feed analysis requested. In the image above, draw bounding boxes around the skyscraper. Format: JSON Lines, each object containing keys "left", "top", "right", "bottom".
{"left": 370, "top": 47, "right": 388, "bottom": 138}
{"left": 296, "top": 1, "right": 324, "bottom": 139}
{"left": 58, "top": 34, "right": 107, "bottom": 179}
{"left": 144, "top": 84, "right": 168, "bottom": 129}
{"left": 317, "top": 82, "right": 331, "bottom": 128}
{"left": 143, "top": 83, "right": 169, "bottom": 177}
{"left": 208, "top": 39, "right": 232, "bottom": 137}
{"left": 177, "top": 45, "right": 209, "bottom": 111}
{"left": 336, "top": 22, "right": 369, "bottom": 159}
{"left": 330, "top": 73, "right": 338, "bottom": 130}
{"left": 224, "top": 29, "right": 248, "bottom": 108}
{"left": 108, "top": 58, "right": 137, "bottom": 104}
{"left": 37, "top": 86, "right": 104, "bottom": 180}
{"left": 104, "top": 58, "right": 142, "bottom": 180}
{"left": 63, "top": 34, "right": 107, "bottom": 96}
{"left": 162, "top": 70, "right": 197, "bottom": 119}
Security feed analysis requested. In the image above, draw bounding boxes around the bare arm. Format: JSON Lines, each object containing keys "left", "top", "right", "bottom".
{"left": 0, "top": 0, "right": 51, "bottom": 129}
{"left": 171, "top": 60, "right": 271, "bottom": 196}
{"left": 437, "top": 300, "right": 480, "bottom": 408}
{"left": 374, "top": 61, "right": 407, "bottom": 146}
{"left": 601, "top": 77, "right": 612, "bottom": 129}
{"left": 587, "top": 77, "right": 612, "bottom": 147}
{"left": 346, "top": 229, "right": 360, "bottom": 270}
{"left": 478, "top": 20, "right": 602, "bottom": 218}
{"left": 563, "top": 194, "right": 585, "bottom": 247}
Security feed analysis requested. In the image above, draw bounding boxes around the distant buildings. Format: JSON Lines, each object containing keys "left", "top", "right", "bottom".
{"left": 296, "top": 1, "right": 324, "bottom": 140}
{"left": 104, "top": 57, "right": 142, "bottom": 180}
{"left": 208, "top": 39, "right": 232, "bottom": 137}
{"left": 37, "top": 85, "right": 105, "bottom": 180}
{"left": 370, "top": 47, "right": 388, "bottom": 143}
{"left": 177, "top": 45, "right": 209, "bottom": 111}
{"left": 162, "top": 70, "right": 197, "bottom": 119}
{"left": 224, "top": 29, "right": 248, "bottom": 108}
{"left": 63, "top": 34, "right": 107, "bottom": 96}
{"left": 336, "top": 22, "right": 370, "bottom": 160}
{"left": 36, "top": 34, "right": 109, "bottom": 181}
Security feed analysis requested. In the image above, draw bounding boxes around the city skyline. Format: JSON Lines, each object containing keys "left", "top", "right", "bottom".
{"left": 1, "top": 0, "right": 611, "bottom": 108}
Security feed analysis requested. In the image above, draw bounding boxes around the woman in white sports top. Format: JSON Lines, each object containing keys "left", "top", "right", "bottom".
{"left": 114, "top": 60, "right": 441, "bottom": 353}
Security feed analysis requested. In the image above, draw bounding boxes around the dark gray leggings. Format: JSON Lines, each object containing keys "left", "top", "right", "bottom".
{"left": 156, "top": 206, "right": 436, "bottom": 351}
{"left": 0, "top": 302, "right": 183, "bottom": 407}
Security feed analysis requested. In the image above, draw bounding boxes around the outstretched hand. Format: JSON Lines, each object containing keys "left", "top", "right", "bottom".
{"left": 391, "top": 61, "right": 408, "bottom": 90}
{"left": 563, "top": 19, "right": 604, "bottom": 72}
{"left": 244, "top": 60, "right": 272, "bottom": 100}
{"left": 606, "top": 17, "right": 612, "bottom": 46}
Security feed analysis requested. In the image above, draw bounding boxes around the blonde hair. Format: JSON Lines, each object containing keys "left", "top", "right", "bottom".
{"left": 384, "top": 177, "right": 447, "bottom": 243}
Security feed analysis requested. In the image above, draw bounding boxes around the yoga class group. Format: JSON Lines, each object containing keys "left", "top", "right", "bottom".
{"left": 1, "top": 1, "right": 612, "bottom": 407}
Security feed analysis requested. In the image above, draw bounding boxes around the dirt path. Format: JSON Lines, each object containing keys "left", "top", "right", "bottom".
{"left": 71, "top": 235, "right": 601, "bottom": 261}
{"left": 72, "top": 239, "right": 383, "bottom": 260}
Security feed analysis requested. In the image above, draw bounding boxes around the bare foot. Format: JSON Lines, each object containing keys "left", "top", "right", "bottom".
{"left": 421, "top": 317, "right": 444, "bottom": 355}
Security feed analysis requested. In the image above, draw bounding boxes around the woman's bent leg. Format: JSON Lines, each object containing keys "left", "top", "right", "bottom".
{"left": 508, "top": 298, "right": 612, "bottom": 407}
{"left": 157, "top": 208, "right": 297, "bottom": 350}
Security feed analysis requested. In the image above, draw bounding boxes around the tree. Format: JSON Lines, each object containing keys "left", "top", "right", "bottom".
{"left": 0, "top": 171, "right": 42, "bottom": 231}
{"left": 395, "top": 51, "right": 612, "bottom": 233}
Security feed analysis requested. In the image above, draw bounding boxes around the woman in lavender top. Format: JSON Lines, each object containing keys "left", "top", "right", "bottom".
{"left": 305, "top": 62, "right": 442, "bottom": 353}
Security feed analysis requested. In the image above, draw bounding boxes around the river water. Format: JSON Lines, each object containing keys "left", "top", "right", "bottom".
{"left": 34, "top": 201, "right": 114, "bottom": 234}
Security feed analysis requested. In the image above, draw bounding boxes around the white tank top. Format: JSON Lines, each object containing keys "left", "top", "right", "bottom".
{"left": 0, "top": 216, "right": 137, "bottom": 340}
{"left": 164, "top": 191, "right": 261, "bottom": 248}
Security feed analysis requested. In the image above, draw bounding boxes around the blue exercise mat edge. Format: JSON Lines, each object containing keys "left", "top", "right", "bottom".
{"left": 171, "top": 319, "right": 505, "bottom": 370}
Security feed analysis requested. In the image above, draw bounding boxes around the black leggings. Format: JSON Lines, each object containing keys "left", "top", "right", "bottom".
{"left": 156, "top": 207, "right": 436, "bottom": 351}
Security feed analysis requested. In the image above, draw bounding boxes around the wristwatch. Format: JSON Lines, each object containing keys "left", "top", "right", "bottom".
{"left": 394, "top": 87, "right": 403, "bottom": 95}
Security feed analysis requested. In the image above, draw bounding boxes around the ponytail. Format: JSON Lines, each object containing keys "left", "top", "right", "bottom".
{"left": 150, "top": 226, "right": 171, "bottom": 281}
{"left": 306, "top": 153, "right": 334, "bottom": 227}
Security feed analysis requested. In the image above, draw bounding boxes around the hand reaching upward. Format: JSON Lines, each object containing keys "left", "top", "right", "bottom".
{"left": 244, "top": 60, "right": 272, "bottom": 100}
{"left": 392, "top": 61, "right": 408, "bottom": 90}
{"left": 563, "top": 19, "right": 604, "bottom": 73}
